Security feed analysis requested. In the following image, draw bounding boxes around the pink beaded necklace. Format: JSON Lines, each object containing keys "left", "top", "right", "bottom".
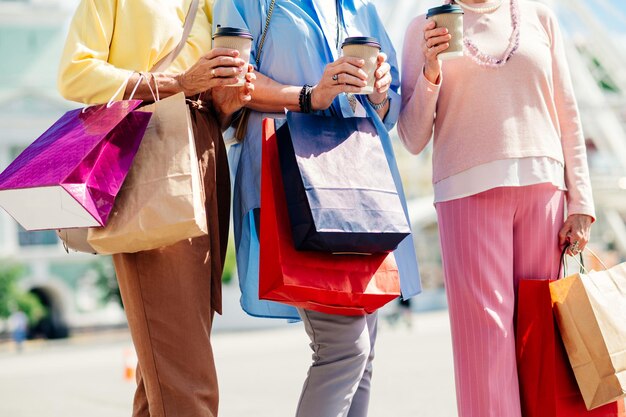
{"left": 447, "top": 0, "right": 520, "bottom": 68}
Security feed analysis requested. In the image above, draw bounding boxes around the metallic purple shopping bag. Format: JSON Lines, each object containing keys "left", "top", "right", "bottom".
{"left": 0, "top": 100, "right": 151, "bottom": 230}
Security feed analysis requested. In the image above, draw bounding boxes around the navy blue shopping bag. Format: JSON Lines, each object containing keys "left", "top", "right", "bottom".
{"left": 275, "top": 112, "right": 410, "bottom": 254}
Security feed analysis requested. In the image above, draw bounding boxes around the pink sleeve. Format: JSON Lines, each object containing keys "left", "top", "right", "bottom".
{"left": 397, "top": 16, "right": 441, "bottom": 155}
{"left": 546, "top": 10, "right": 596, "bottom": 220}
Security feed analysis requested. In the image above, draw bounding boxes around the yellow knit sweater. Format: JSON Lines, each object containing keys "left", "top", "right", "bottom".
{"left": 58, "top": 0, "right": 214, "bottom": 104}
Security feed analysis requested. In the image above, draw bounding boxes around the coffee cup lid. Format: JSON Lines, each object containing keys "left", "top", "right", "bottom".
{"left": 426, "top": 5, "right": 464, "bottom": 18}
{"left": 212, "top": 26, "right": 253, "bottom": 40}
{"left": 341, "top": 36, "right": 381, "bottom": 49}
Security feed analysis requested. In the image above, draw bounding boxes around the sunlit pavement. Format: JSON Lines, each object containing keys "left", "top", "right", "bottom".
{"left": 0, "top": 310, "right": 457, "bottom": 417}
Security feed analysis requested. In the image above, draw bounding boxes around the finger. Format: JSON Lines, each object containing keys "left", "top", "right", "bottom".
{"left": 423, "top": 21, "right": 437, "bottom": 32}
{"left": 336, "top": 73, "right": 368, "bottom": 87}
{"left": 206, "top": 55, "right": 246, "bottom": 68}
{"left": 247, "top": 64, "right": 255, "bottom": 73}
{"left": 245, "top": 72, "right": 257, "bottom": 81}
{"left": 332, "top": 56, "right": 366, "bottom": 68}
{"left": 377, "top": 52, "right": 388, "bottom": 64}
{"left": 210, "top": 67, "right": 243, "bottom": 78}
{"left": 336, "top": 84, "right": 365, "bottom": 95}
{"left": 205, "top": 48, "right": 240, "bottom": 60}
{"left": 333, "top": 62, "right": 368, "bottom": 80}
{"left": 424, "top": 43, "right": 448, "bottom": 61}
{"left": 558, "top": 224, "right": 572, "bottom": 246}
{"left": 425, "top": 27, "right": 449, "bottom": 40}
{"left": 375, "top": 62, "right": 391, "bottom": 80}
{"left": 426, "top": 34, "right": 452, "bottom": 49}
{"left": 209, "top": 77, "right": 240, "bottom": 87}
{"left": 374, "top": 74, "right": 392, "bottom": 90}
{"left": 571, "top": 230, "right": 585, "bottom": 245}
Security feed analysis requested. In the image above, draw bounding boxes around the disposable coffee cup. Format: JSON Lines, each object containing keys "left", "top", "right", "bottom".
{"left": 212, "top": 26, "right": 253, "bottom": 87}
{"left": 341, "top": 36, "right": 381, "bottom": 95}
{"left": 426, "top": 5, "right": 464, "bottom": 61}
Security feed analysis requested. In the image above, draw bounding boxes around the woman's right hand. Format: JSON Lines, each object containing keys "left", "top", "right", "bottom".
{"left": 176, "top": 48, "right": 247, "bottom": 96}
{"left": 310, "top": 57, "right": 368, "bottom": 111}
{"left": 422, "top": 20, "right": 452, "bottom": 84}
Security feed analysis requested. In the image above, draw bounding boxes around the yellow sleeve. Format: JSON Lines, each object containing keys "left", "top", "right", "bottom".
{"left": 57, "top": 0, "right": 134, "bottom": 105}
{"left": 204, "top": 0, "right": 214, "bottom": 25}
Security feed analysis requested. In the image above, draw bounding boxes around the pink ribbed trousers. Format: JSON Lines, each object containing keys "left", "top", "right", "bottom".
{"left": 435, "top": 184, "right": 565, "bottom": 417}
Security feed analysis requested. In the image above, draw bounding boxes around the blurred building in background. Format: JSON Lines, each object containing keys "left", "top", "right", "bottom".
{"left": 0, "top": 0, "right": 125, "bottom": 339}
{"left": 0, "top": 0, "right": 625, "bottom": 338}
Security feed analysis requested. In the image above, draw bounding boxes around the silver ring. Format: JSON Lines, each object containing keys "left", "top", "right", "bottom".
{"left": 570, "top": 241, "right": 580, "bottom": 254}
{"left": 332, "top": 74, "right": 339, "bottom": 83}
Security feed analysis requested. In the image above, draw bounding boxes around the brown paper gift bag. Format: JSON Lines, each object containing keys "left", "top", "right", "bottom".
{"left": 87, "top": 93, "right": 207, "bottom": 254}
{"left": 550, "top": 254, "right": 626, "bottom": 410}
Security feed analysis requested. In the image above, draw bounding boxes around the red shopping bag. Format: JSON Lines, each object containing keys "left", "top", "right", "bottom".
{"left": 516, "top": 279, "right": 625, "bottom": 417}
{"left": 259, "top": 118, "right": 401, "bottom": 316}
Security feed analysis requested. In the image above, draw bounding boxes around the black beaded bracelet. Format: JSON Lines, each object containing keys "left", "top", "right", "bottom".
{"left": 298, "top": 85, "right": 307, "bottom": 113}
{"left": 299, "top": 84, "right": 313, "bottom": 113}
{"left": 305, "top": 85, "right": 313, "bottom": 113}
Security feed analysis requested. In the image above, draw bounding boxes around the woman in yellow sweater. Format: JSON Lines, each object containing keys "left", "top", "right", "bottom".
{"left": 58, "top": 1, "right": 253, "bottom": 416}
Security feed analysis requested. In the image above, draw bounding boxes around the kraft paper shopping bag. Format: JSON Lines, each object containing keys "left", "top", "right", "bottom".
{"left": 87, "top": 93, "right": 207, "bottom": 254}
{"left": 550, "top": 259, "right": 626, "bottom": 410}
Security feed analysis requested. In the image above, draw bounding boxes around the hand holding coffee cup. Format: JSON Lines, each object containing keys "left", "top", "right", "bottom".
{"left": 212, "top": 26, "right": 254, "bottom": 87}
{"left": 175, "top": 48, "right": 247, "bottom": 95}
{"left": 341, "top": 37, "right": 382, "bottom": 94}
{"left": 310, "top": 56, "right": 368, "bottom": 111}
{"left": 211, "top": 64, "right": 256, "bottom": 118}
{"left": 423, "top": 5, "right": 464, "bottom": 84}
{"left": 422, "top": 21, "right": 451, "bottom": 84}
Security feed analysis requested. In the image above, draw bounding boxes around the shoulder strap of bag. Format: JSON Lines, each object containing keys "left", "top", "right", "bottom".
{"left": 232, "top": 0, "right": 276, "bottom": 143}
{"left": 255, "top": 0, "right": 277, "bottom": 68}
{"left": 151, "top": 0, "right": 200, "bottom": 72}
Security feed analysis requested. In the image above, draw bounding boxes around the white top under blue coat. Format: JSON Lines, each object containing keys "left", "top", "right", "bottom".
{"left": 213, "top": 0, "right": 421, "bottom": 319}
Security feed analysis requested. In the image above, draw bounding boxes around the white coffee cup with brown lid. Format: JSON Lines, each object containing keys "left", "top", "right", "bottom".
{"left": 341, "top": 36, "right": 381, "bottom": 95}
{"left": 426, "top": 5, "right": 464, "bottom": 61}
{"left": 212, "top": 26, "right": 253, "bottom": 87}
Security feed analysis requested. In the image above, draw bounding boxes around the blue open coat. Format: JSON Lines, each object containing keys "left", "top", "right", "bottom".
{"left": 213, "top": 0, "right": 421, "bottom": 319}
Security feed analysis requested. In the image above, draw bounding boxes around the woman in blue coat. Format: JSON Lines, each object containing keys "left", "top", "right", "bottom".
{"left": 213, "top": 1, "right": 421, "bottom": 415}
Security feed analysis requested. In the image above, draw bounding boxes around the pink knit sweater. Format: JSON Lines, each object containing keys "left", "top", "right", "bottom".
{"left": 398, "top": 0, "right": 595, "bottom": 218}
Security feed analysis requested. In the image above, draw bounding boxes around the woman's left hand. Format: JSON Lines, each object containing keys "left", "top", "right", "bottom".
{"left": 368, "top": 52, "right": 392, "bottom": 105}
{"left": 558, "top": 214, "right": 593, "bottom": 255}
{"left": 211, "top": 64, "right": 256, "bottom": 118}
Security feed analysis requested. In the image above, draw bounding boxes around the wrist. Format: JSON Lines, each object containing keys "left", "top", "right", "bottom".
{"left": 367, "top": 91, "right": 388, "bottom": 106}
{"left": 423, "top": 64, "right": 441, "bottom": 85}
{"left": 310, "top": 85, "right": 323, "bottom": 111}
{"left": 367, "top": 93, "right": 389, "bottom": 111}
{"left": 173, "top": 72, "right": 192, "bottom": 96}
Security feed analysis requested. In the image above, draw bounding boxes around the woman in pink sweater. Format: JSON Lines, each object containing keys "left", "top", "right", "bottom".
{"left": 398, "top": 0, "right": 595, "bottom": 416}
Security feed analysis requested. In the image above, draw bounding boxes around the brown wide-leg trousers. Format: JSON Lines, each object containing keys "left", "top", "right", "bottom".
{"left": 113, "top": 103, "right": 230, "bottom": 417}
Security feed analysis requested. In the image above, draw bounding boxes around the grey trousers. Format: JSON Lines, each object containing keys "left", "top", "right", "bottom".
{"left": 295, "top": 308, "right": 378, "bottom": 417}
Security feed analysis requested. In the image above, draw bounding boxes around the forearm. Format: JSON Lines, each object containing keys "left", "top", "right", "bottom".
{"left": 122, "top": 72, "right": 187, "bottom": 101}
{"left": 246, "top": 71, "right": 301, "bottom": 113}
{"left": 397, "top": 72, "right": 439, "bottom": 155}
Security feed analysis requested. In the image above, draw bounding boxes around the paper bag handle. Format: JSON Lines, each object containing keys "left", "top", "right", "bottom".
{"left": 560, "top": 244, "right": 585, "bottom": 277}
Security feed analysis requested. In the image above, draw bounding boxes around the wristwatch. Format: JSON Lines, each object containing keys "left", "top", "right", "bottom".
{"left": 366, "top": 93, "right": 389, "bottom": 111}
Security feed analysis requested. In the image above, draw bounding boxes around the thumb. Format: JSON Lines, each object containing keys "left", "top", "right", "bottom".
{"left": 558, "top": 223, "right": 571, "bottom": 247}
